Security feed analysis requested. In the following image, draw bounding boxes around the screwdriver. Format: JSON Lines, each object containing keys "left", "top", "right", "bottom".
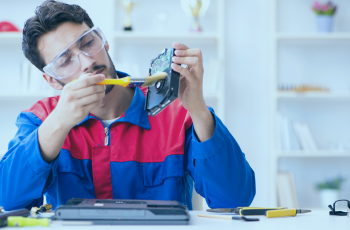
{"left": 73, "top": 72, "right": 167, "bottom": 87}
{"left": 7, "top": 216, "right": 49, "bottom": 227}
{"left": 265, "top": 209, "right": 311, "bottom": 218}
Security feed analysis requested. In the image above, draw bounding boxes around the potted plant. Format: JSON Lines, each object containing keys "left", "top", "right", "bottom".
{"left": 312, "top": 1, "right": 337, "bottom": 33}
{"left": 316, "top": 176, "right": 345, "bottom": 208}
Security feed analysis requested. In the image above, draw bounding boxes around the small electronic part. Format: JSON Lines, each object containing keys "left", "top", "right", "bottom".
{"left": 40, "top": 204, "right": 53, "bottom": 213}
{"left": 31, "top": 207, "right": 40, "bottom": 215}
{"left": 31, "top": 204, "right": 53, "bottom": 215}
{"left": 145, "top": 47, "right": 180, "bottom": 116}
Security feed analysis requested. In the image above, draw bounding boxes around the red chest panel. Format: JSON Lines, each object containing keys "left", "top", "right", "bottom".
{"left": 25, "top": 88, "right": 193, "bottom": 199}
{"left": 62, "top": 99, "right": 192, "bottom": 163}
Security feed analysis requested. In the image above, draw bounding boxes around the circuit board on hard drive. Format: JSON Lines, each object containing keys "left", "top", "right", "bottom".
{"left": 150, "top": 48, "right": 172, "bottom": 75}
{"left": 145, "top": 47, "right": 180, "bottom": 116}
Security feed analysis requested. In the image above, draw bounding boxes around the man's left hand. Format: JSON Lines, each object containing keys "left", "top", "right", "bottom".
{"left": 171, "top": 42, "right": 207, "bottom": 115}
{"left": 171, "top": 42, "right": 215, "bottom": 142}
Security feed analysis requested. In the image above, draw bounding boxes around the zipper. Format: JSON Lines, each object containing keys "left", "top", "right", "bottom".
{"left": 104, "top": 127, "right": 109, "bottom": 146}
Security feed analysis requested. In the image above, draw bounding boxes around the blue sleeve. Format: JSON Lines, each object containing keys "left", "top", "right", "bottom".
{"left": 0, "top": 112, "right": 59, "bottom": 211}
{"left": 185, "top": 108, "right": 256, "bottom": 208}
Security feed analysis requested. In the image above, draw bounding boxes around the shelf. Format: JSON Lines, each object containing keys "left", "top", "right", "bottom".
{"left": 276, "top": 33, "right": 350, "bottom": 41}
{"left": 277, "top": 150, "right": 350, "bottom": 158}
{"left": 0, "top": 32, "right": 22, "bottom": 41}
{"left": 277, "top": 92, "right": 350, "bottom": 100}
{"left": 113, "top": 32, "right": 219, "bottom": 41}
{"left": 0, "top": 31, "right": 220, "bottom": 41}
{"left": 0, "top": 92, "right": 54, "bottom": 100}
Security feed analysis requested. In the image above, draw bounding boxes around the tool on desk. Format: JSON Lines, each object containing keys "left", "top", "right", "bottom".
{"left": 328, "top": 199, "right": 350, "bottom": 216}
{"left": 207, "top": 207, "right": 286, "bottom": 216}
{"left": 239, "top": 207, "right": 286, "bottom": 216}
{"left": 198, "top": 214, "right": 259, "bottom": 222}
{"left": 0, "top": 209, "right": 31, "bottom": 228}
{"left": 7, "top": 217, "right": 49, "bottom": 227}
{"left": 265, "top": 209, "right": 311, "bottom": 218}
{"left": 73, "top": 72, "right": 167, "bottom": 87}
{"left": 207, "top": 208, "right": 237, "bottom": 213}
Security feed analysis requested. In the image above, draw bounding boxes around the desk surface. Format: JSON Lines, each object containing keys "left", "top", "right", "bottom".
{"left": 3, "top": 210, "right": 349, "bottom": 230}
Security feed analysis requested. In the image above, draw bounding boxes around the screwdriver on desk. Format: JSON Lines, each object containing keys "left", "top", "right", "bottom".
{"left": 265, "top": 209, "right": 311, "bottom": 218}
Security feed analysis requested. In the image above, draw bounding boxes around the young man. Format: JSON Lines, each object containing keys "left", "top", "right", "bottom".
{"left": 0, "top": 0, "right": 255, "bottom": 211}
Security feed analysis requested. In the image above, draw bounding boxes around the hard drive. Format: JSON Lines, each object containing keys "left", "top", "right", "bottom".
{"left": 54, "top": 198, "right": 189, "bottom": 225}
{"left": 145, "top": 47, "right": 180, "bottom": 116}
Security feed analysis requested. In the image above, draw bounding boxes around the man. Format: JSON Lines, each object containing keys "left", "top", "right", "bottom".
{"left": 0, "top": 0, "right": 255, "bottom": 211}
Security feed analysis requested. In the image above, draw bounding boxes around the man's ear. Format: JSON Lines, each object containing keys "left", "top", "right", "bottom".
{"left": 43, "top": 73, "right": 64, "bottom": 90}
{"left": 105, "top": 40, "right": 109, "bottom": 52}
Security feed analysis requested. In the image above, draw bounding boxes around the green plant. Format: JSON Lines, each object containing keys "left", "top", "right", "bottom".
{"left": 316, "top": 176, "right": 345, "bottom": 190}
{"left": 312, "top": 1, "right": 337, "bottom": 16}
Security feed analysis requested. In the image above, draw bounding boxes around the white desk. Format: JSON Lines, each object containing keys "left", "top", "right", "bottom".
{"left": 3, "top": 210, "right": 349, "bottom": 230}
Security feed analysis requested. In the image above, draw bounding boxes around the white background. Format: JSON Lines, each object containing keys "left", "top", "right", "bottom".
{"left": 1, "top": 0, "right": 350, "bottom": 209}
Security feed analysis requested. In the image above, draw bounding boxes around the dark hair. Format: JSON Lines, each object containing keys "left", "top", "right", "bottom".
{"left": 22, "top": 0, "right": 94, "bottom": 72}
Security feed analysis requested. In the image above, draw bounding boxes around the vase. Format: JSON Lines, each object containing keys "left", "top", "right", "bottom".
{"left": 316, "top": 15, "right": 334, "bottom": 33}
{"left": 319, "top": 189, "right": 339, "bottom": 208}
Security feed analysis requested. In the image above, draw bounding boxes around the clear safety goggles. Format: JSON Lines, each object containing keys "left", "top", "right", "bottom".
{"left": 43, "top": 26, "right": 107, "bottom": 80}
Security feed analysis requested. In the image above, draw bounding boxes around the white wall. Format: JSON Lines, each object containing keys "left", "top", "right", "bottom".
{"left": 224, "top": 0, "right": 271, "bottom": 207}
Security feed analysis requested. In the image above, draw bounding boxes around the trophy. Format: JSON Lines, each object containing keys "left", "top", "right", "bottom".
{"left": 181, "top": 0, "right": 210, "bottom": 32}
{"left": 121, "top": 0, "right": 135, "bottom": 31}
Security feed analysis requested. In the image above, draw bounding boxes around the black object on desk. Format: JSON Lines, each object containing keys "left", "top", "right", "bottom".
{"left": 328, "top": 199, "right": 350, "bottom": 216}
{"left": 54, "top": 198, "right": 189, "bottom": 225}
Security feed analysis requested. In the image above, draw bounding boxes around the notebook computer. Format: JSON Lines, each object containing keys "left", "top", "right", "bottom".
{"left": 54, "top": 198, "right": 189, "bottom": 225}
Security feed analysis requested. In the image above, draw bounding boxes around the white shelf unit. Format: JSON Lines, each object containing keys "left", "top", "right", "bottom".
{"left": 277, "top": 150, "right": 350, "bottom": 158}
{"left": 277, "top": 92, "right": 350, "bottom": 100}
{"left": 276, "top": 33, "right": 350, "bottom": 41}
{"left": 0, "top": 32, "right": 22, "bottom": 40}
{"left": 270, "top": 0, "right": 350, "bottom": 208}
{"left": 113, "top": 32, "right": 219, "bottom": 40}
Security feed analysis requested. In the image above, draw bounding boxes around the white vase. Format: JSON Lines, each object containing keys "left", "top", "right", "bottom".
{"left": 316, "top": 15, "right": 334, "bottom": 33}
{"left": 319, "top": 189, "right": 339, "bottom": 208}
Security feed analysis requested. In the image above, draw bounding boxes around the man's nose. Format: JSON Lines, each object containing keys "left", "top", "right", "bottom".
{"left": 78, "top": 52, "right": 96, "bottom": 72}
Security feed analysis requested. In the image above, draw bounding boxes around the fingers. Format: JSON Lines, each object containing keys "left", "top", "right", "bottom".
{"left": 82, "top": 100, "right": 103, "bottom": 114}
{"left": 171, "top": 64, "right": 196, "bottom": 84}
{"left": 69, "top": 73, "right": 105, "bottom": 90}
{"left": 172, "top": 42, "right": 189, "bottom": 50}
{"left": 172, "top": 56, "right": 199, "bottom": 66}
{"left": 174, "top": 49, "right": 202, "bottom": 58}
{"left": 78, "top": 91, "right": 105, "bottom": 107}
{"left": 75, "top": 84, "right": 105, "bottom": 99}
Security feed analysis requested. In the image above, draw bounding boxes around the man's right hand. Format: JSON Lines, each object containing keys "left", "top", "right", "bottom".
{"left": 53, "top": 73, "right": 106, "bottom": 129}
{"left": 38, "top": 74, "right": 105, "bottom": 163}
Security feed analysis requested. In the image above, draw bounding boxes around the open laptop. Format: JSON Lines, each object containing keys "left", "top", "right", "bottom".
{"left": 54, "top": 198, "right": 190, "bottom": 225}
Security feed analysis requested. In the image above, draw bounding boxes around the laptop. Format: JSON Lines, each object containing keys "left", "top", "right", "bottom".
{"left": 54, "top": 198, "right": 190, "bottom": 225}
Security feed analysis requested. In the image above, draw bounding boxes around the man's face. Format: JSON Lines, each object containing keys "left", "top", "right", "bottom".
{"left": 39, "top": 22, "right": 116, "bottom": 94}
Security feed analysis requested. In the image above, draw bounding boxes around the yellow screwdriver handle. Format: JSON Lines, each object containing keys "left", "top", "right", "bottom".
{"left": 96, "top": 77, "right": 131, "bottom": 87}
{"left": 72, "top": 77, "right": 131, "bottom": 87}
{"left": 7, "top": 216, "right": 50, "bottom": 227}
{"left": 265, "top": 209, "right": 297, "bottom": 218}
{"left": 241, "top": 207, "right": 285, "bottom": 210}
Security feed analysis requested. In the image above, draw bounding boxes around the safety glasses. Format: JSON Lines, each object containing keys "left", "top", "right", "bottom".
{"left": 43, "top": 26, "right": 107, "bottom": 80}
{"left": 328, "top": 199, "right": 350, "bottom": 216}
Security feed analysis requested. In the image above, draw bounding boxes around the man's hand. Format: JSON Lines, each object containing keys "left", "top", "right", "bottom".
{"left": 171, "top": 42, "right": 215, "bottom": 142}
{"left": 38, "top": 73, "right": 105, "bottom": 163}
{"left": 53, "top": 73, "right": 106, "bottom": 129}
{"left": 171, "top": 43, "right": 206, "bottom": 114}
